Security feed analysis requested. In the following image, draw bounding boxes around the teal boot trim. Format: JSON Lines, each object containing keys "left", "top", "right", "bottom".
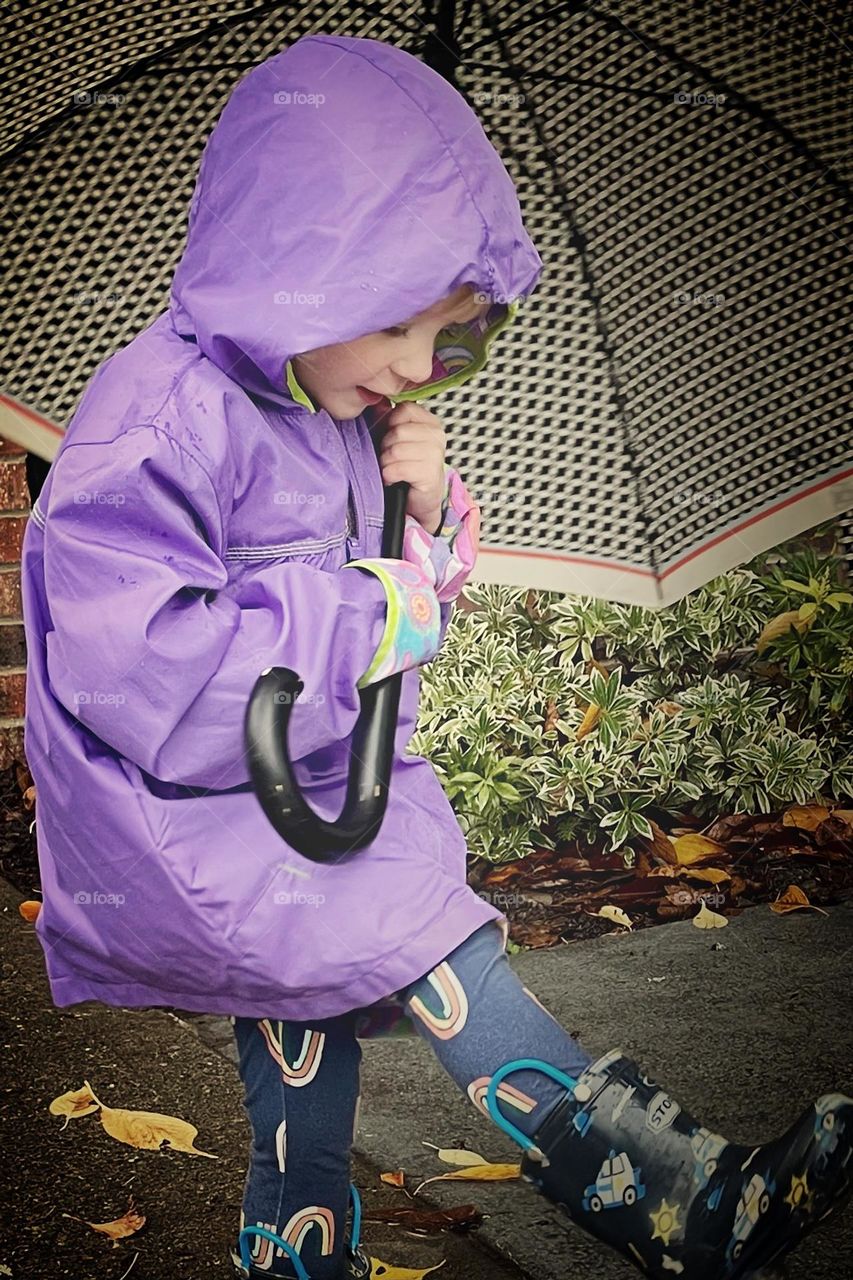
{"left": 484, "top": 1058, "right": 580, "bottom": 1161}
{"left": 238, "top": 1226, "right": 309, "bottom": 1280}
{"left": 235, "top": 1183, "right": 363, "bottom": 1279}
{"left": 348, "top": 1183, "right": 362, "bottom": 1251}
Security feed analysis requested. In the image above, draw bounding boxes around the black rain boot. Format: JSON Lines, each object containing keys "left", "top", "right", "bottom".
{"left": 230, "top": 1183, "right": 371, "bottom": 1279}
{"left": 485, "top": 1049, "right": 853, "bottom": 1279}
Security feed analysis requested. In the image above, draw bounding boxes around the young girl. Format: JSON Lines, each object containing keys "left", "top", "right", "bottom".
{"left": 21, "top": 33, "right": 851, "bottom": 1280}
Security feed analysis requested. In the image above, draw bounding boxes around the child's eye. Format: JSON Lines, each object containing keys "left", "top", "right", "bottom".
{"left": 384, "top": 325, "right": 410, "bottom": 338}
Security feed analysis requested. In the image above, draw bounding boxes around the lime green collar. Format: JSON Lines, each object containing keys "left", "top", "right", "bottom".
{"left": 284, "top": 297, "right": 520, "bottom": 414}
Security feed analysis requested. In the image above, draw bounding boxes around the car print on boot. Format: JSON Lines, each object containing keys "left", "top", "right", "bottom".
{"left": 482, "top": 1050, "right": 853, "bottom": 1279}
{"left": 725, "top": 1172, "right": 777, "bottom": 1266}
{"left": 690, "top": 1126, "right": 729, "bottom": 1191}
{"left": 582, "top": 1149, "right": 646, "bottom": 1212}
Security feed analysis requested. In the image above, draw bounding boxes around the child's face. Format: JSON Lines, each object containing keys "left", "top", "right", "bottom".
{"left": 291, "top": 284, "right": 491, "bottom": 419}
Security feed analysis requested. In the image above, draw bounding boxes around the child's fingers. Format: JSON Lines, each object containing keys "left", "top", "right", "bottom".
{"left": 381, "top": 423, "right": 446, "bottom": 457}
{"left": 385, "top": 401, "right": 442, "bottom": 429}
{"left": 379, "top": 442, "right": 436, "bottom": 464}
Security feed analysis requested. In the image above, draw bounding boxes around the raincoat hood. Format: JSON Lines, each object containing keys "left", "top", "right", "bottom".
{"left": 168, "top": 33, "right": 542, "bottom": 411}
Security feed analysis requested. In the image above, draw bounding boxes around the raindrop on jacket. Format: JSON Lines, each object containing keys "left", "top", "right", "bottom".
{"left": 21, "top": 33, "right": 542, "bottom": 1026}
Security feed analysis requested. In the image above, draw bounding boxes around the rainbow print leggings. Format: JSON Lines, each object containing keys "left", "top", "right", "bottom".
{"left": 232, "top": 920, "right": 594, "bottom": 1278}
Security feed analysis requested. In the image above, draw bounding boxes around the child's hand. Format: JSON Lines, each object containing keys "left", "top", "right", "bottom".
{"left": 374, "top": 399, "right": 447, "bottom": 534}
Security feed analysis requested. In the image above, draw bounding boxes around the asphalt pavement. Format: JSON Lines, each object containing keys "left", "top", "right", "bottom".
{"left": 3, "top": 874, "right": 852, "bottom": 1278}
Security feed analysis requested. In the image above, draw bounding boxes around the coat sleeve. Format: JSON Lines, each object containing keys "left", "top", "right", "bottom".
{"left": 40, "top": 426, "right": 441, "bottom": 790}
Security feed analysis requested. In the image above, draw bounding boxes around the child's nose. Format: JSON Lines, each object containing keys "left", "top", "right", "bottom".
{"left": 392, "top": 342, "right": 435, "bottom": 386}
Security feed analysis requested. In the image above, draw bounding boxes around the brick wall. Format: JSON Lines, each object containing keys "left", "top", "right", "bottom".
{"left": 0, "top": 437, "right": 31, "bottom": 768}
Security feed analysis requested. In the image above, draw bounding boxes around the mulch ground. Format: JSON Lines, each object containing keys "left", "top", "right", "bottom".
{"left": 466, "top": 803, "right": 853, "bottom": 947}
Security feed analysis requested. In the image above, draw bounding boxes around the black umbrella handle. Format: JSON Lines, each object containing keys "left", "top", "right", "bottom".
{"left": 244, "top": 476, "right": 410, "bottom": 862}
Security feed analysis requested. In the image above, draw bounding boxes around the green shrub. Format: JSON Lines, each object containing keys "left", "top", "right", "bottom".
{"left": 411, "top": 525, "right": 853, "bottom": 866}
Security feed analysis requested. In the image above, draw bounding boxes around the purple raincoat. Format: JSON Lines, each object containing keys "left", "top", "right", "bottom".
{"left": 21, "top": 34, "right": 542, "bottom": 1024}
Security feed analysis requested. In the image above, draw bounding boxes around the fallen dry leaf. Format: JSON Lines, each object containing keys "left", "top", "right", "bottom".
{"left": 645, "top": 820, "right": 679, "bottom": 866}
{"left": 647, "top": 865, "right": 729, "bottom": 886}
{"left": 479, "top": 862, "right": 522, "bottom": 887}
{"left": 22, "top": 784, "right": 36, "bottom": 810}
{"left": 360, "top": 1203, "right": 483, "bottom": 1233}
{"left": 62, "top": 1196, "right": 145, "bottom": 1248}
{"left": 782, "top": 804, "right": 832, "bottom": 831}
{"left": 414, "top": 1163, "right": 521, "bottom": 1197}
{"left": 49, "top": 1083, "right": 100, "bottom": 1121}
{"left": 663, "top": 883, "right": 705, "bottom": 904}
{"left": 673, "top": 834, "right": 727, "bottom": 866}
{"left": 422, "top": 1143, "right": 489, "bottom": 1168}
{"left": 84, "top": 1080, "right": 218, "bottom": 1158}
{"left": 18, "top": 899, "right": 41, "bottom": 923}
{"left": 589, "top": 904, "right": 633, "bottom": 930}
{"left": 769, "top": 884, "right": 829, "bottom": 916}
{"left": 365, "top": 1260, "right": 446, "bottom": 1279}
{"left": 381, "top": 1170, "right": 406, "bottom": 1188}
{"left": 693, "top": 902, "right": 728, "bottom": 929}
{"left": 680, "top": 866, "right": 731, "bottom": 885}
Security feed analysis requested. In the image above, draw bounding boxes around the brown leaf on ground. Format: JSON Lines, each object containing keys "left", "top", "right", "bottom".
{"left": 360, "top": 1204, "right": 484, "bottom": 1234}
{"left": 83, "top": 1080, "right": 218, "bottom": 1158}
{"left": 672, "top": 834, "right": 727, "bottom": 866}
{"left": 681, "top": 866, "right": 731, "bottom": 885}
{"left": 480, "top": 862, "right": 524, "bottom": 886}
{"left": 49, "top": 1083, "right": 100, "bottom": 1120}
{"left": 62, "top": 1196, "right": 145, "bottom": 1248}
{"left": 704, "top": 814, "right": 778, "bottom": 843}
{"left": 634, "top": 847, "right": 652, "bottom": 876}
{"left": 643, "top": 820, "right": 679, "bottom": 866}
{"left": 782, "top": 804, "right": 832, "bottom": 831}
{"left": 15, "top": 761, "right": 33, "bottom": 796}
{"left": 814, "top": 815, "right": 853, "bottom": 853}
{"left": 657, "top": 883, "right": 707, "bottom": 919}
{"left": 693, "top": 903, "right": 728, "bottom": 929}
{"left": 18, "top": 899, "right": 41, "bottom": 922}
{"left": 364, "top": 1260, "right": 447, "bottom": 1279}
{"left": 414, "top": 1164, "right": 521, "bottom": 1196}
{"left": 769, "top": 884, "right": 829, "bottom": 916}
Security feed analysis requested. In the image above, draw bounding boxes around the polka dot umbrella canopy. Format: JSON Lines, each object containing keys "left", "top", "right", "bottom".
{"left": 1, "top": 0, "right": 850, "bottom": 605}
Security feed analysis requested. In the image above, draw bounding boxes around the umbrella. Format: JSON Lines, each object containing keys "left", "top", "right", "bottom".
{"left": 3, "top": 2, "right": 850, "bottom": 604}
{"left": 2, "top": 2, "right": 851, "bottom": 856}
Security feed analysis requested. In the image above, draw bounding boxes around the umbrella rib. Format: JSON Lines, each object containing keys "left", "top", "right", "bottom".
{"left": 460, "top": 1, "right": 586, "bottom": 57}
{"left": 474, "top": 3, "right": 853, "bottom": 206}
